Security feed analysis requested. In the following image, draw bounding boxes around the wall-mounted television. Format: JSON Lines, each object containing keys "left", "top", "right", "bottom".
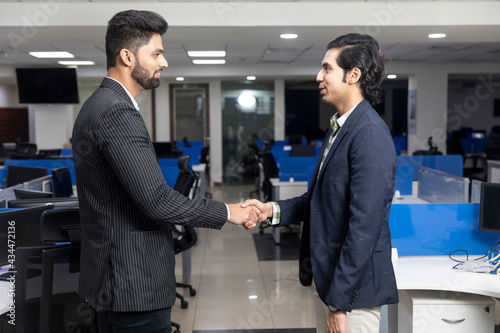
{"left": 15, "top": 67, "right": 79, "bottom": 104}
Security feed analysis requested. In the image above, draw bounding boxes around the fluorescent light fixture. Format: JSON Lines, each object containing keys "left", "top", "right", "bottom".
{"left": 29, "top": 51, "right": 74, "bottom": 58}
{"left": 248, "top": 295, "right": 258, "bottom": 300}
{"left": 192, "top": 59, "right": 226, "bottom": 65}
{"left": 176, "top": 77, "right": 185, "bottom": 81}
{"left": 280, "top": 33, "right": 298, "bottom": 39}
{"left": 246, "top": 76, "right": 256, "bottom": 81}
{"left": 187, "top": 51, "right": 226, "bottom": 57}
{"left": 387, "top": 74, "right": 397, "bottom": 79}
{"left": 58, "top": 61, "right": 95, "bottom": 66}
{"left": 428, "top": 33, "right": 446, "bottom": 39}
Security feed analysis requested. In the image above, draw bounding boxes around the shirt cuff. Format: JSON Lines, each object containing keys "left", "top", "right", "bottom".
{"left": 225, "top": 203, "right": 230, "bottom": 221}
{"left": 266, "top": 202, "right": 281, "bottom": 226}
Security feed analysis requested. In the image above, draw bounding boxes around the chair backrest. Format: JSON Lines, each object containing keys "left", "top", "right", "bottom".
{"left": 200, "top": 146, "right": 209, "bottom": 164}
{"left": 173, "top": 155, "right": 199, "bottom": 198}
{"left": 40, "top": 208, "right": 81, "bottom": 243}
{"left": 0, "top": 205, "right": 54, "bottom": 265}
{"left": 172, "top": 224, "right": 198, "bottom": 254}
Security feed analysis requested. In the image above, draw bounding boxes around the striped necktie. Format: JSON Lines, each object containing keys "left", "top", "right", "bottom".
{"left": 318, "top": 114, "right": 340, "bottom": 173}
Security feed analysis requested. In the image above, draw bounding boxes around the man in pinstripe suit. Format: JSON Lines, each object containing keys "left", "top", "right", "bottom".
{"left": 72, "top": 10, "right": 262, "bottom": 332}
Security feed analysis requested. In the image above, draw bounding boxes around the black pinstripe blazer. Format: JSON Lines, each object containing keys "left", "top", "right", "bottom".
{"left": 72, "top": 78, "right": 228, "bottom": 312}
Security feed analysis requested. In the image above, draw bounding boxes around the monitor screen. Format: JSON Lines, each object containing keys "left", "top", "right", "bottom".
{"left": 51, "top": 167, "right": 73, "bottom": 197}
{"left": 479, "top": 182, "right": 500, "bottom": 233}
{"left": 16, "top": 67, "right": 79, "bottom": 104}
{"left": 6, "top": 165, "right": 48, "bottom": 188}
{"left": 8, "top": 197, "right": 79, "bottom": 209}
{"left": 14, "top": 188, "right": 54, "bottom": 200}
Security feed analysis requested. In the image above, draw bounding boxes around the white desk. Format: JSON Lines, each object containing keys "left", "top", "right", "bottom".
{"left": 269, "top": 178, "right": 308, "bottom": 244}
{"left": 487, "top": 160, "right": 500, "bottom": 183}
{"left": 387, "top": 256, "right": 500, "bottom": 333}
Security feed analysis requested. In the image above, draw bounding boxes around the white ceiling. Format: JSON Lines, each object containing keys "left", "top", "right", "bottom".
{"left": 0, "top": 1, "right": 499, "bottom": 82}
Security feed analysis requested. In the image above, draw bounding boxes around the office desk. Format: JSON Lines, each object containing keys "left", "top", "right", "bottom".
{"left": 270, "top": 178, "right": 307, "bottom": 244}
{"left": 387, "top": 256, "right": 500, "bottom": 333}
{"left": 487, "top": 160, "right": 500, "bottom": 183}
{"left": 392, "top": 195, "right": 429, "bottom": 204}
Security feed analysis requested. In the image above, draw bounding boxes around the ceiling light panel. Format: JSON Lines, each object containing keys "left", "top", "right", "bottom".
{"left": 192, "top": 59, "right": 226, "bottom": 65}
{"left": 187, "top": 51, "right": 226, "bottom": 57}
{"left": 29, "top": 51, "right": 74, "bottom": 58}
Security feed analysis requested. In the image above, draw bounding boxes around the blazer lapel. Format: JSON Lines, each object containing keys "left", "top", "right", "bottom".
{"left": 315, "top": 100, "right": 371, "bottom": 181}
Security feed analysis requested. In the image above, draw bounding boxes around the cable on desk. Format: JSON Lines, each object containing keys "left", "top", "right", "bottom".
{"left": 449, "top": 249, "right": 468, "bottom": 270}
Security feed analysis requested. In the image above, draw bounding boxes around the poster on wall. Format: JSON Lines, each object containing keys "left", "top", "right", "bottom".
{"left": 408, "top": 90, "right": 417, "bottom": 134}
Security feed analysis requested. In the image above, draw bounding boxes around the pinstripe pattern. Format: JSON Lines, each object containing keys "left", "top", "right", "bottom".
{"left": 72, "top": 78, "right": 228, "bottom": 312}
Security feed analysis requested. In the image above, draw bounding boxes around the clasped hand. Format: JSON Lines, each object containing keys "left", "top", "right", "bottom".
{"left": 226, "top": 199, "right": 273, "bottom": 230}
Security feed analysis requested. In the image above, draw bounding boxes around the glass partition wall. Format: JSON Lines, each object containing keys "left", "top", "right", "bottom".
{"left": 221, "top": 81, "right": 274, "bottom": 184}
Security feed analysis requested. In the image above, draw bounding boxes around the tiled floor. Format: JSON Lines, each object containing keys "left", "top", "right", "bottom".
{"left": 172, "top": 182, "right": 326, "bottom": 333}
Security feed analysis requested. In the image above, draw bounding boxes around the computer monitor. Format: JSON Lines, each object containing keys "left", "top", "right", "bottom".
{"left": 153, "top": 141, "right": 182, "bottom": 158}
{"left": 290, "top": 144, "right": 316, "bottom": 157}
{"left": 51, "top": 167, "right": 73, "bottom": 197}
{"left": 8, "top": 197, "right": 79, "bottom": 209}
{"left": 0, "top": 205, "right": 54, "bottom": 266}
{"left": 14, "top": 188, "right": 54, "bottom": 200}
{"left": 6, "top": 165, "right": 48, "bottom": 187}
{"left": 479, "top": 182, "right": 500, "bottom": 233}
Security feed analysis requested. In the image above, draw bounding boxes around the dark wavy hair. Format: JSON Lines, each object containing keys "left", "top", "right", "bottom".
{"left": 327, "top": 33, "right": 388, "bottom": 106}
{"left": 105, "top": 10, "right": 168, "bottom": 70}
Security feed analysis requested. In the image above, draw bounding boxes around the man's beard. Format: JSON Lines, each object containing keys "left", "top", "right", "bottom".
{"left": 131, "top": 59, "right": 160, "bottom": 90}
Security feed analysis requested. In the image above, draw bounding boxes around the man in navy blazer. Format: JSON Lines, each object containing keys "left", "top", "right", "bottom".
{"left": 72, "top": 10, "right": 262, "bottom": 332}
{"left": 244, "top": 34, "right": 398, "bottom": 333}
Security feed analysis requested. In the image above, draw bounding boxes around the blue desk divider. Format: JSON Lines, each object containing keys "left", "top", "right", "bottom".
{"left": 393, "top": 136, "right": 407, "bottom": 151}
{"left": 179, "top": 147, "right": 202, "bottom": 165}
{"left": 272, "top": 149, "right": 291, "bottom": 164}
{"left": 160, "top": 166, "right": 179, "bottom": 187}
{"left": 394, "top": 144, "right": 402, "bottom": 156}
{"left": 389, "top": 203, "right": 498, "bottom": 256}
{"left": 395, "top": 165, "right": 413, "bottom": 195}
{"left": 0, "top": 168, "right": 6, "bottom": 189}
{"left": 397, "top": 155, "right": 463, "bottom": 181}
{"left": 157, "top": 158, "right": 179, "bottom": 168}
{"left": 278, "top": 157, "right": 318, "bottom": 181}
{"left": 4, "top": 159, "right": 76, "bottom": 185}
{"left": 60, "top": 148, "right": 73, "bottom": 156}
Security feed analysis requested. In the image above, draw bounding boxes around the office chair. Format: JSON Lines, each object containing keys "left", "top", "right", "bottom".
{"left": 413, "top": 136, "right": 443, "bottom": 155}
{"left": 0, "top": 205, "right": 54, "bottom": 332}
{"left": 11, "top": 142, "right": 38, "bottom": 159}
{"left": 258, "top": 152, "right": 279, "bottom": 235}
{"left": 446, "top": 136, "right": 487, "bottom": 180}
{"left": 171, "top": 155, "right": 200, "bottom": 333}
{"left": 38, "top": 208, "right": 88, "bottom": 333}
{"left": 199, "top": 145, "right": 212, "bottom": 198}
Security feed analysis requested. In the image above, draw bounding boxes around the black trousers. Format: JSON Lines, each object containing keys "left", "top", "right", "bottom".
{"left": 95, "top": 308, "right": 172, "bottom": 333}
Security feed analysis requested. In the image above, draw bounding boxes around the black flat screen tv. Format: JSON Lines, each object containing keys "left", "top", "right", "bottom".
{"left": 16, "top": 67, "right": 79, "bottom": 104}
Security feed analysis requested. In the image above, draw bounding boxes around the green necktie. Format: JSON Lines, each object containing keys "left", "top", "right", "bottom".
{"left": 319, "top": 115, "right": 340, "bottom": 173}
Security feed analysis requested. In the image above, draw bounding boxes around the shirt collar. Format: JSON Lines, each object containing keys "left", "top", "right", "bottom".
{"left": 330, "top": 103, "right": 358, "bottom": 129}
{"left": 106, "top": 77, "right": 140, "bottom": 111}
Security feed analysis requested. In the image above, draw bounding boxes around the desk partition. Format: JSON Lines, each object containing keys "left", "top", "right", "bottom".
{"left": 277, "top": 156, "right": 317, "bottom": 181}
{"left": 417, "top": 166, "right": 469, "bottom": 203}
{"left": 397, "top": 155, "right": 463, "bottom": 181}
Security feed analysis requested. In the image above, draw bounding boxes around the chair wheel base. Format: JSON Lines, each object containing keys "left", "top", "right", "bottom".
{"left": 181, "top": 300, "right": 189, "bottom": 309}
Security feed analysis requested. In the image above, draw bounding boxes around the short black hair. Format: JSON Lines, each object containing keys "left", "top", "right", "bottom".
{"left": 105, "top": 10, "right": 168, "bottom": 70}
{"left": 327, "top": 33, "right": 388, "bottom": 106}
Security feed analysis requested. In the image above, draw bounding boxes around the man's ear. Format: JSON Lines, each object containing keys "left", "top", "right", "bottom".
{"left": 118, "top": 49, "right": 134, "bottom": 67}
{"left": 349, "top": 67, "right": 362, "bottom": 84}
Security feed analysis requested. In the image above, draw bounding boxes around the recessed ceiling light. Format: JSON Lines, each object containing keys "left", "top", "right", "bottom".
{"left": 248, "top": 295, "right": 258, "bottom": 300}
{"left": 192, "top": 59, "right": 226, "bottom": 65}
{"left": 428, "top": 33, "right": 446, "bottom": 39}
{"left": 246, "top": 76, "right": 256, "bottom": 81}
{"left": 280, "top": 33, "right": 298, "bottom": 39}
{"left": 58, "top": 61, "right": 95, "bottom": 66}
{"left": 387, "top": 74, "right": 397, "bottom": 79}
{"left": 29, "top": 51, "right": 74, "bottom": 58}
{"left": 176, "top": 77, "right": 185, "bottom": 81}
{"left": 188, "top": 51, "right": 226, "bottom": 57}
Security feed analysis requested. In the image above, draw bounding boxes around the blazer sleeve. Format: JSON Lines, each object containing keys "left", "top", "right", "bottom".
{"left": 328, "top": 123, "right": 396, "bottom": 310}
{"left": 95, "top": 103, "right": 227, "bottom": 229}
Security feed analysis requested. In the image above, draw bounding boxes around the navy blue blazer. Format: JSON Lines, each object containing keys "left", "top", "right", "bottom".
{"left": 277, "top": 99, "right": 398, "bottom": 311}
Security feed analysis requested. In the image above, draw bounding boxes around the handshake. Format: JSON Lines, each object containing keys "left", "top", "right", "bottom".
{"left": 226, "top": 199, "right": 273, "bottom": 230}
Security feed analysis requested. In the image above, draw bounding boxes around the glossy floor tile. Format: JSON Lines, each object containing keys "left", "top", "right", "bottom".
{"left": 172, "top": 183, "right": 323, "bottom": 332}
